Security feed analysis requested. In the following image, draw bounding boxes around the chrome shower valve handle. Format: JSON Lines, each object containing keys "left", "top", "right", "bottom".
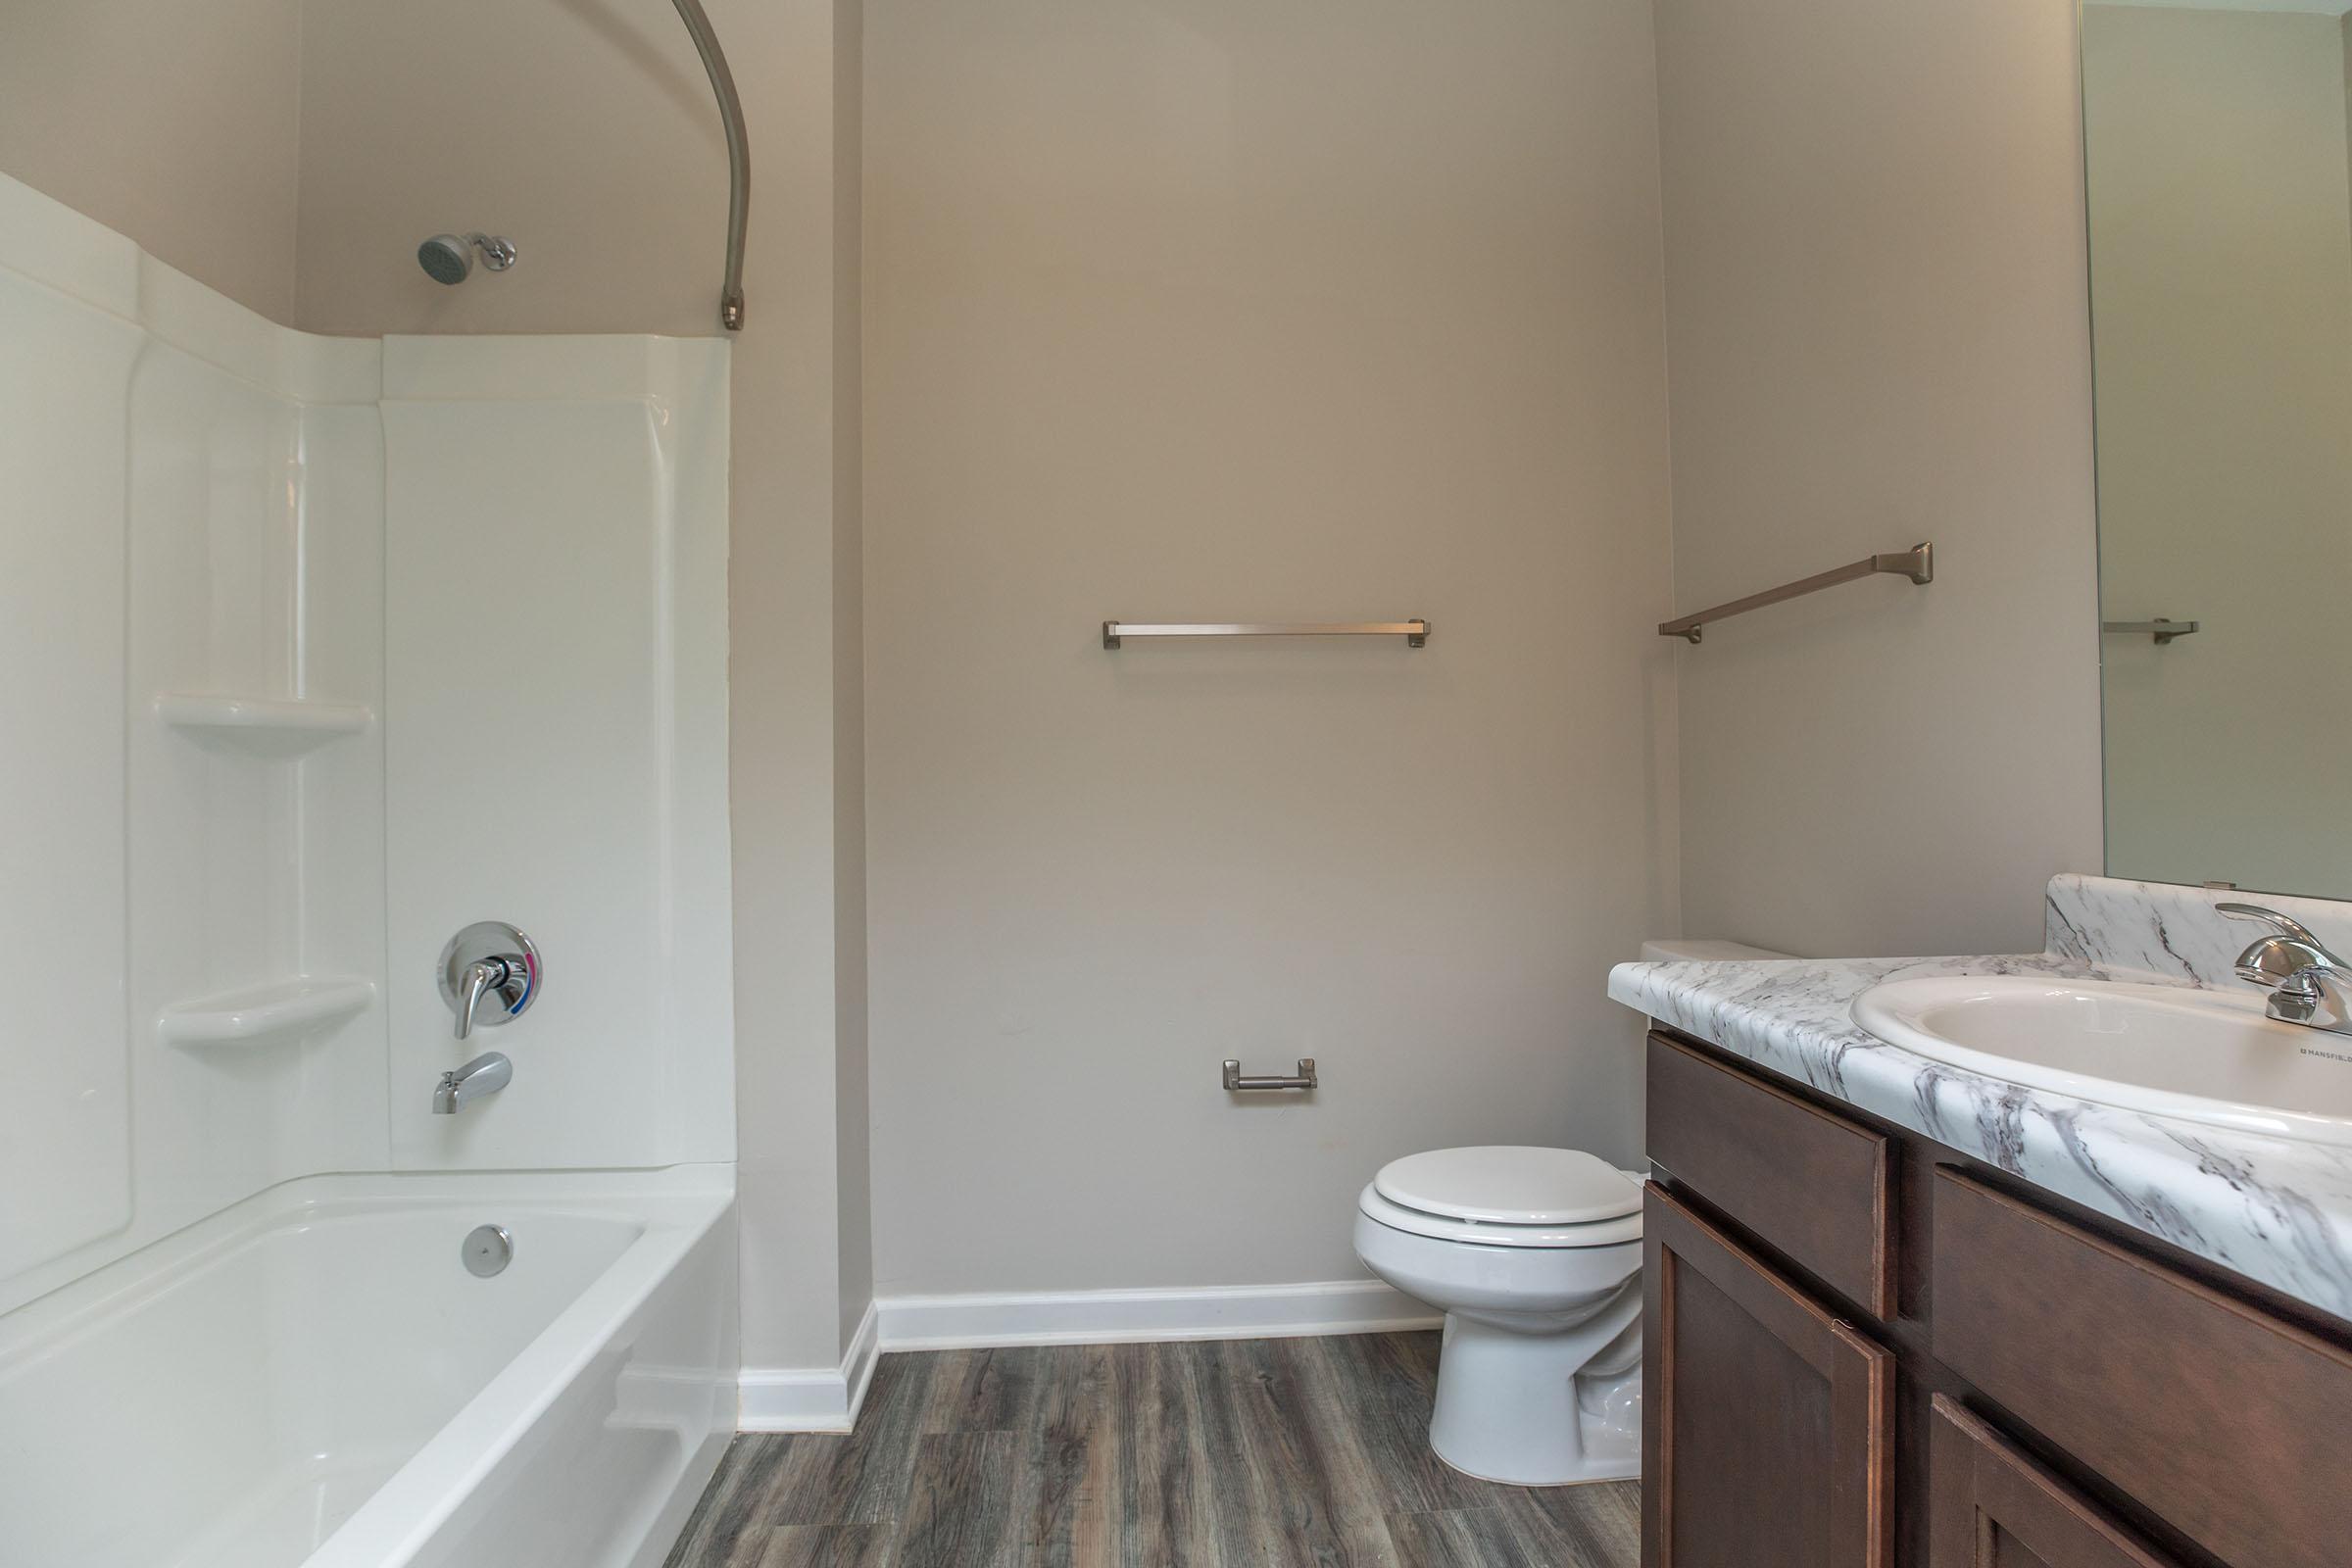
{"left": 454, "top": 957, "right": 512, "bottom": 1040}
{"left": 437, "top": 922, "right": 541, "bottom": 1041}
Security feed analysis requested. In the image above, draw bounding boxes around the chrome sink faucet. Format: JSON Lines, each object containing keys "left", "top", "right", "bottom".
{"left": 433, "top": 1052, "right": 513, "bottom": 1114}
{"left": 2220, "top": 904, "right": 2352, "bottom": 1037}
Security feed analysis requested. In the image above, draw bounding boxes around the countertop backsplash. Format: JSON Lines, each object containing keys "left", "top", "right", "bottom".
{"left": 2044, "top": 873, "right": 2352, "bottom": 991}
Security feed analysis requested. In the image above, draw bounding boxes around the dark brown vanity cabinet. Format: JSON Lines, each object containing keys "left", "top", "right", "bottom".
{"left": 1642, "top": 1182, "right": 1893, "bottom": 1567}
{"left": 1642, "top": 1028, "right": 2352, "bottom": 1568}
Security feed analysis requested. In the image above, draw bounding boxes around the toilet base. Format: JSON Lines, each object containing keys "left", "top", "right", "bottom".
{"left": 1426, "top": 1294, "right": 1642, "bottom": 1488}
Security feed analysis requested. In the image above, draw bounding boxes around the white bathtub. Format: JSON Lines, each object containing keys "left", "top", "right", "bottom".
{"left": 0, "top": 1166, "right": 736, "bottom": 1568}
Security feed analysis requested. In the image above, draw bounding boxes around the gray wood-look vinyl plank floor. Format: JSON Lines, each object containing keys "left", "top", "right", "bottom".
{"left": 664, "top": 1332, "right": 1639, "bottom": 1568}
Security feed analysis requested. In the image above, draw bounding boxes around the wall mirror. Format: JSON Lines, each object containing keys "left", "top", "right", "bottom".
{"left": 2082, "top": 1, "right": 2352, "bottom": 901}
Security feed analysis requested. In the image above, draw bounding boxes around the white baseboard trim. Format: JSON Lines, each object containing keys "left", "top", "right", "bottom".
{"left": 842, "top": 1297, "right": 880, "bottom": 1417}
{"left": 875, "top": 1279, "right": 1440, "bottom": 1352}
{"left": 738, "top": 1298, "right": 880, "bottom": 1434}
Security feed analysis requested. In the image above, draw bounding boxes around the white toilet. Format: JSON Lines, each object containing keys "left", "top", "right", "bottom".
{"left": 1352, "top": 1145, "right": 1645, "bottom": 1487}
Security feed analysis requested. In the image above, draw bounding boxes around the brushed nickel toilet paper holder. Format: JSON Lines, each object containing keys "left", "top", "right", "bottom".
{"left": 1224, "top": 1057, "right": 1317, "bottom": 1092}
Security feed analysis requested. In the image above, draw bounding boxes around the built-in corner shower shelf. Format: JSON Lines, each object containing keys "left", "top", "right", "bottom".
{"left": 156, "top": 977, "right": 375, "bottom": 1047}
{"left": 155, "top": 693, "right": 372, "bottom": 750}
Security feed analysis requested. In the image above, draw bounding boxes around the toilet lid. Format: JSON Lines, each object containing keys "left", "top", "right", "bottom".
{"left": 1373, "top": 1147, "right": 1641, "bottom": 1227}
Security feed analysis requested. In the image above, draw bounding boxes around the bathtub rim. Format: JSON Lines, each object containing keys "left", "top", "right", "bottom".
{"left": 0, "top": 1163, "right": 737, "bottom": 1568}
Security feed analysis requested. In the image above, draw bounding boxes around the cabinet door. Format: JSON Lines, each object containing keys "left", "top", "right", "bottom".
{"left": 1928, "top": 1396, "right": 2179, "bottom": 1568}
{"left": 1642, "top": 1182, "right": 1892, "bottom": 1568}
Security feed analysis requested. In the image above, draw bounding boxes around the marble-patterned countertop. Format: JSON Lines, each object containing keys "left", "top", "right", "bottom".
{"left": 1608, "top": 920, "right": 2352, "bottom": 1320}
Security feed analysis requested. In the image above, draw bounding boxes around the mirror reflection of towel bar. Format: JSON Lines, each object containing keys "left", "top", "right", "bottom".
{"left": 2102, "top": 618, "right": 2198, "bottom": 645}
{"left": 1223, "top": 1057, "right": 1317, "bottom": 1091}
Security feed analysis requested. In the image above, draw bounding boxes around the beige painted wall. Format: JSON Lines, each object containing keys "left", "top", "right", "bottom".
{"left": 862, "top": 0, "right": 1678, "bottom": 1296}
{"left": 1654, "top": 0, "right": 2105, "bottom": 958}
{"left": 4, "top": 0, "right": 2126, "bottom": 1339}
{"left": 293, "top": 0, "right": 871, "bottom": 1371}
{"left": 2085, "top": 5, "right": 2352, "bottom": 900}
{"left": 0, "top": 0, "right": 303, "bottom": 318}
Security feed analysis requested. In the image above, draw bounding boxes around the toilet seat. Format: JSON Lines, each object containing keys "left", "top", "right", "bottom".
{"left": 1358, "top": 1185, "right": 1643, "bottom": 1248}
{"left": 1359, "top": 1148, "right": 1643, "bottom": 1250}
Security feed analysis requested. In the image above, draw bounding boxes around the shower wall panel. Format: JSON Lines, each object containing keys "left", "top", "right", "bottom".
{"left": 0, "top": 172, "right": 734, "bottom": 1316}
{"left": 381, "top": 336, "right": 736, "bottom": 1173}
{"left": 0, "top": 174, "right": 388, "bottom": 1314}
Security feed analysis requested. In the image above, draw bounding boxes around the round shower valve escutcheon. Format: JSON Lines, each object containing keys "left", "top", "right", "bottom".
{"left": 437, "top": 921, "right": 542, "bottom": 1040}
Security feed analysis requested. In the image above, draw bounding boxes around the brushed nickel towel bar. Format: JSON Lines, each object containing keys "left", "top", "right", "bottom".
{"left": 1224, "top": 1058, "right": 1318, "bottom": 1092}
{"left": 1659, "top": 542, "right": 1934, "bottom": 644}
{"left": 1103, "top": 619, "right": 1428, "bottom": 650}
{"left": 2103, "top": 618, "right": 2198, "bottom": 645}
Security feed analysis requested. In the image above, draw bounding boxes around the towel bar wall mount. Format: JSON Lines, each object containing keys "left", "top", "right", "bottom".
{"left": 1659, "top": 543, "right": 1934, "bottom": 644}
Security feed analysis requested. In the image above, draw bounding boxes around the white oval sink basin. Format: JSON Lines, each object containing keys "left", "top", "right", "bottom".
{"left": 1852, "top": 976, "right": 2352, "bottom": 1148}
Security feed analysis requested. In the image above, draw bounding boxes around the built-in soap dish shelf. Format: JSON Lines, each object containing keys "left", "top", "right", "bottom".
{"left": 155, "top": 693, "right": 371, "bottom": 753}
{"left": 157, "top": 976, "right": 375, "bottom": 1047}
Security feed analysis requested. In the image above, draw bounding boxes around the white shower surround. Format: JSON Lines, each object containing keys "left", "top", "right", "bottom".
{"left": 0, "top": 172, "right": 739, "bottom": 1566}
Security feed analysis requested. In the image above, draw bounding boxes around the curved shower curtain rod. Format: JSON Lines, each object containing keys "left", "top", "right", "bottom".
{"left": 671, "top": 0, "right": 750, "bottom": 330}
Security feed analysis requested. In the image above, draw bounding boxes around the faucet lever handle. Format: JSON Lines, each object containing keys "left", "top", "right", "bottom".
{"left": 456, "top": 960, "right": 496, "bottom": 1041}
{"left": 2217, "top": 903, "right": 2328, "bottom": 949}
{"left": 2219, "top": 903, "right": 2347, "bottom": 997}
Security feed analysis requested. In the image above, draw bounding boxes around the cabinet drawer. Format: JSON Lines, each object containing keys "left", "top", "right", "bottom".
{"left": 1646, "top": 1033, "right": 1894, "bottom": 1317}
{"left": 1933, "top": 1168, "right": 2352, "bottom": 1568}
{"left": 1929, "top": 1396, "right": 2179, "bottom": 1568}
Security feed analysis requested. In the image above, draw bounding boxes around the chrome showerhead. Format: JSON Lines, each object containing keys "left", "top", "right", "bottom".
{"left": 416, "top": 232, "right": 516, "bottom": 285}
